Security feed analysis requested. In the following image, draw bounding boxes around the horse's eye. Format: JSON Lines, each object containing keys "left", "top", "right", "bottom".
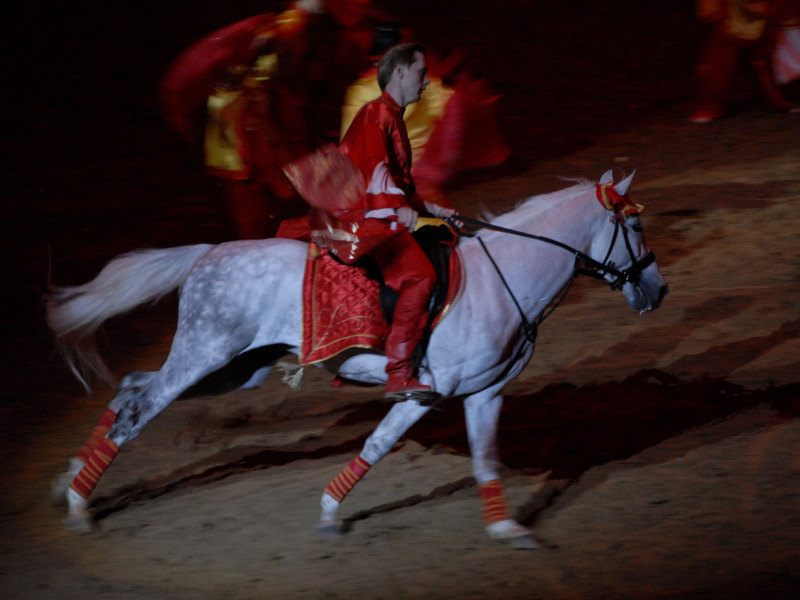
{"left": 631, "top": 223, "right": 643, "bottom": 233}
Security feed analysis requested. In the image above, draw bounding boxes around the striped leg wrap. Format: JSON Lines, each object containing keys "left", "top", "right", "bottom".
{"left": 479, "top": 479, "right": 512, "bottom": 524}
{"left": 75, "top": 409, "right": 117, "bottom": 463}
{"left": 324, "top": 456, "right": 371, "bottom": 503}
{"left": 70, "top": 437, "right": 120, "bottom": 499}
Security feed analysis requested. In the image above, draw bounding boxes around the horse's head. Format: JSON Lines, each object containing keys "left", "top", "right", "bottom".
{"left": 588, "top": 170, "right": 668, "bottom": 313}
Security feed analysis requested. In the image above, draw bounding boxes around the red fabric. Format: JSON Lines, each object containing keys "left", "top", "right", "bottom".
{"left": 595, "top": 183, "right": 644, "bottom": 217}
{"left": 368, "top": 230, "right": 436, "bottom": 379}
{"left": 276, "top": 214, "right": 312, "bottom": 241}
{"left": 324, "top": 455, "right": 371, "bottom": 502}
{"left": 326, "top": 0, "right": 373, "bottom": 27}
{"left": 300, "top": 243, "right": 463, "bottom": 365}
{"left": 301, "top": 244, "right": 389, "bottom": 363}
{"left": 159, "top": 13, "right": 277, "bottom": 140}
{"left": 222, "top": 179, "right": 306, "bottom": 239}
{"left": 338, "top": 92, "right": 414, "bottom": 211}
{"left": 309, "top": 211, "right": 398, "bottom": 264}
{"left": 479, "top": 479, "right": 512, "bottom": 524}
{"left": 70, "top": 437, "right": 119, "bottom": 499}
{"left": 283, "top": 144, "right": 366, "bottom": 211}
{"left": 413, "top": 74, "right": 510, "bottom": 193}
{"left": 75, "top": 409, "right": 117, "bottom": 463}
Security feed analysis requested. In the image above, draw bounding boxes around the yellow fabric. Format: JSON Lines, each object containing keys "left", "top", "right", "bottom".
{"left": 250, "top": 52, "right": 279, "bottom": 81}
{"left": 697, "top": 0, "right": 771, "bottom": 38}
{"left": 203, "top": 4, "right": 309, "bottom": 176}
{"left": 205, "top": 89, "right": 246, "bottom": 173}
{"left": 340, "top": 75, "right": 454, "bottom": 163}
{"left": 727, "top": 0, "right": 770, "bottom": 40}
{"left": 204, "top": 53, "right": 280, "bottom": 174}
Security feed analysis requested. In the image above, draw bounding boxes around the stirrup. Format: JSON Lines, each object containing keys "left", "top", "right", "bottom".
{"left": 385, "top": 388, "right": 443, "bottom": 406}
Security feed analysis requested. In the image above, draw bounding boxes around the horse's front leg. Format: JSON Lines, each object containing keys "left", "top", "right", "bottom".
{"left": 464, "top": 388, "right": 540, "bottom": 549}
{"left": 318, "top": 400, "right": 431, "bottom": 535}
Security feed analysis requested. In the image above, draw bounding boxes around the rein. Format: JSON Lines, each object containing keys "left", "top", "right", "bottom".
{"left": 445, "top": 187, "right": 656, "bottom": 341}
{"left": 451, "top": 214, "right": 653, "bottom": 290}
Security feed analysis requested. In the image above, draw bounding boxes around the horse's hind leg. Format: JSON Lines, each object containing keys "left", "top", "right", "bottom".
{"left": 318, "top": 400, "right": 431, "bottom": 535}
{"left": 62, "top": 329, "right": 251, "bottom": 530}
{"left": 51, "top": 407, "right": 118, "bottom": 505}
{"left": 51, "top": 370, "right": 157, "bottom": 505}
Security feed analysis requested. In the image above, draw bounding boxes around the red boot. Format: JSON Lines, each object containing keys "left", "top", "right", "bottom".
{"left": 371, "top": 230, "right": 442, "bottom": 404}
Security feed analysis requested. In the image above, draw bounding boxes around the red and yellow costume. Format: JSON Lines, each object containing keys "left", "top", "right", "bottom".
{"left": 335, "top": 91, "right": 451, "bottom": 393}
{"left": 160, "top": 5, "right": 368, "bottom": 239}
{"left": 202, "top": 8, "right": 321, "bottom": 238}
{"left": 692, "top": 0, "right": 799, "bottom": 120}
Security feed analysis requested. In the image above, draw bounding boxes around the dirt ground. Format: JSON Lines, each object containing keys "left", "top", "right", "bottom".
{"left": 3, "top": 1, "right": 800, "bottom": 598}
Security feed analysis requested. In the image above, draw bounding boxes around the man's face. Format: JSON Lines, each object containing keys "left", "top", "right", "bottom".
{"left": 399, "top": 52, "right": 430, "bottom": 106}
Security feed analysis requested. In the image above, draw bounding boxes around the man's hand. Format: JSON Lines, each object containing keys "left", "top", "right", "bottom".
{"left": 395, "top": 207, "right": 419, "bottom": 230}
{"left": 423, "top": 201, "right": 455, "bottom": 219}
{"left": 423, "top": 201, "right": 462, "bottom": 228}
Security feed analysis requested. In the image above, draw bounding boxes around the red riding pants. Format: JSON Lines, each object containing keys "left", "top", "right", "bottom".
{"left": 368, "top": 229, "right": 436, "bottom": 381}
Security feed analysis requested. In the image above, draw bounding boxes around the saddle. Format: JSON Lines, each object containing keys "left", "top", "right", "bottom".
{"left": 300, "top": 224, "right": 463, "bottom": 365}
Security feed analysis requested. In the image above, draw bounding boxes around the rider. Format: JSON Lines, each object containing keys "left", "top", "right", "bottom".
{"left": 335, "top": 42, "right": 455, "bottom": 402}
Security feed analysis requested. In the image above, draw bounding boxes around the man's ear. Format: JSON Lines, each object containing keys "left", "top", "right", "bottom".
{"left": 395, "top": 64, "right": 405, "bottom": 79}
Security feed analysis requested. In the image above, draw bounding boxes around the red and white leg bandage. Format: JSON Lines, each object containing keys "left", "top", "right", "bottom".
{"left": 324, "top": 456, "right": 371, "bottom": 503}
{"left": 70, "top": 437, "right": 119, "bottom": 499}
{"left": 75, "top": 409, "right": 117, "bottom": 464}
{"left": 479, "top": 479, "right": 512, "bottom": 524}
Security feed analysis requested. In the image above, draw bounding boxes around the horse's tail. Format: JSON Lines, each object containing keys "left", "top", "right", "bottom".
{"left": 47, "top": 244, "right": 215, "bottom": 392}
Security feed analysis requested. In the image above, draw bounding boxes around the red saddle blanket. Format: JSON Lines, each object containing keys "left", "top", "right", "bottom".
{"left": 301, "top": 243, "right": 463, "bottom": 364}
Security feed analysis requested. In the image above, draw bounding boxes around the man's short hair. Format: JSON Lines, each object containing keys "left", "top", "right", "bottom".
{"left": 377, "top": 43, "right": 426, "bottom": 91}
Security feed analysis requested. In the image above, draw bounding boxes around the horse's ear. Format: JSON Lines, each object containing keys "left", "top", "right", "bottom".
{"left": 614, "top": 170, "right": 636, "bottom": 196}
{"left": 599, "top": 170, "right": 614, "bottom": 185}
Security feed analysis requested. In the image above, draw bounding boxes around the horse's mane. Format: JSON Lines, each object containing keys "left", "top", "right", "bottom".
{"left": 483, "top": 179, "right": 594, "bottom": 229}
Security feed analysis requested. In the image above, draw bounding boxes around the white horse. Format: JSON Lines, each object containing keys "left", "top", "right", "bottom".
{"left": 48, "top": 170, "right": 667, "bottom": 548}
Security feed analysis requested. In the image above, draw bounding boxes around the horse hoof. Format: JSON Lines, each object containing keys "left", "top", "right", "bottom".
{"left": 316, "top": 521, "right": 343, "bottom": 537}
{"left": 51, "top": 459, "right": 84, "bottom": 506}
{"left": 509, "top": 533, "right": 540, "bottom": 550}
{"left": 62, "top": 514, "right": 93, "bottom": 532}
{"left": 50, "top": 473, "right": 73, "bottom": 506}
{"left": 486, "top": 519, "right": 541, "bottom": 549}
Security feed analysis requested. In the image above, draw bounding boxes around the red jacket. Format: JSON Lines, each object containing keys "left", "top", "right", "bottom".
{"left": 338, "top": 91, "right": 425, "bottom": 216}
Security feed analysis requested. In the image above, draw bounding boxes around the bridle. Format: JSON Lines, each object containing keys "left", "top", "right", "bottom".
{"left": 446, "top": 183, "right": 656, "bottom": 342}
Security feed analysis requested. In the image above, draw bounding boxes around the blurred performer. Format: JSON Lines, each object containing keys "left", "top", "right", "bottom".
{"left": 771, "top": 0, "right": 800, "bottom": 102}
{"left": 161, "top": 0, "right": 373, "bottom": 238}
{"left": 691, "top": 0, "right": 800, "bottom": 122}
{"left": 324, "top": 43, "right": 454, "bottom": 402}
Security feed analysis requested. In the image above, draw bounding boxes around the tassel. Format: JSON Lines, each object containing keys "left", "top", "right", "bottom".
{"left": 278, "top": 361, "right": 305, "bottom": 389}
